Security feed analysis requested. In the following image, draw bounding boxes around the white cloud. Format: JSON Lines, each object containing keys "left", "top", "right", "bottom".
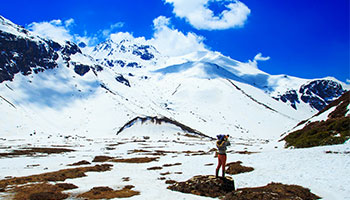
{"left": 346, "top": 79, "right": 350, "bottom": 84}
{"left": 165, "top": 0, "right": 250, "bottom": 30}
{"left": 64, "top": 18, "right": 75, "bottom": 28}
{"left": 109, "top": 32, "right": 146, "bottom": 44}
{"left": 101, "top": 22, "right": 125, "bottom": 37}
{"left": 27, "top": 16, "right": 207, "bottom": 57}
{"left": 27, "top": 19, "right": 75, "bottom": 45}
{"left": 254, "top": 53, "right": 270, "bottom": 61}
{"left": 149, "top": 16, "right": 207, "bottom": 56}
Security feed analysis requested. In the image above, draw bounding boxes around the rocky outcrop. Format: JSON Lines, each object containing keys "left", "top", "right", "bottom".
{"left": 283, "top": 91, "right": 350, "bottom": 148}
{"left": 115, "top": 74, "right": 131, "bottom": 87}
{"left": 167, "top": 175, "right": 319, "bottom": 200}
{"left": 116, "top": 116, "right": 213, "bottom": 139}
{"left": 276, "top": 79, "right": 346, "bottom": 111}
{"left": 167, "top": 175, "right": 235, "bottom": 198}
{"left": 0, "top": 30, "right": 59, "bottom": 82}
{"left": 223, "top": 182, "right": 320, "bottom": 200}
{"left": 0, "top": 16, "right": 100, "bottom": 83}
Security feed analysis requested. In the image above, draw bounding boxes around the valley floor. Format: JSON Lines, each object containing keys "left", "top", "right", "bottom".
{"left": 0, "top": 132, "right": 349, "bottom": 200}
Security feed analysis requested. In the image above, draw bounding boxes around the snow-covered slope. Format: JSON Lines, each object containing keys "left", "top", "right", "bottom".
{"left": 0, "top": 15, "right": 348, "bottom": 142}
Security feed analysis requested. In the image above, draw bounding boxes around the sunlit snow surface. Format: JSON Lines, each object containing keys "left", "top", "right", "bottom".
{"left": 0, "top": 125, "right": 349, "bottom": 200}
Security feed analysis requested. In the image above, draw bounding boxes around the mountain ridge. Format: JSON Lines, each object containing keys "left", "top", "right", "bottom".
{"left": 0, "top": 15, "right": 348, "bottom": 142}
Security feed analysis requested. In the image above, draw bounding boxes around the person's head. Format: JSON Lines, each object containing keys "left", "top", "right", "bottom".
{"left": 216, "top": 134, "right": 225, "bottom": 141}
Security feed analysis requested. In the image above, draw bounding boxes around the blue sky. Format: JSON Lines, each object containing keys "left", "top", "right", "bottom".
{"left": 0, "top": 0, "right": 349, "bottom": 82}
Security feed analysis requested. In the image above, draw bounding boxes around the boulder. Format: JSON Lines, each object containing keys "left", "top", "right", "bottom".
{"left": 167, "top": 175, "right": 235, "bottom": 198}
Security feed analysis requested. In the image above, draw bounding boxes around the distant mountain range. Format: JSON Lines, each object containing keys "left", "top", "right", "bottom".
{"left": 0, "top": 15, "right": 348, "bottom": 141}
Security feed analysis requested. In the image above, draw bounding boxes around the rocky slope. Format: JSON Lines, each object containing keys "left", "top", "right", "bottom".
{"left": 282, "top": 91, "right": 350, "bottom": 148}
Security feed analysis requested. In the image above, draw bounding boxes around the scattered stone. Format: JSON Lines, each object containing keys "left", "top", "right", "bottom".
{"left": 168, "top": 175, "right": 235, "bottom": 198}
{"left": 223, "top": 182, "right": 320, "bottom": 200}
{"left": 174, "top": 172, "right": 182, "bottom": 174}
{"left": 68, "top": 160, "right": 91, "bottom": 166}
{"left": 225, "top": 161, "right": 254, "bottom": 175}
{"left": 158, "top": 177, "right": 166, "bottom": 180}
{"left": 77, "top": 186, "right": 140, "bottom": 199}
{"left": 92, "top": 156, "right": 113, "bottom": 162}
{"left": 205, "top": 163, "right": 214, "bottom": 166}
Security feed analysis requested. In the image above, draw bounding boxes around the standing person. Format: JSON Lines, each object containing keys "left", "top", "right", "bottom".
{"left": 216, "top": 134, "right": 230, "bottom": 178}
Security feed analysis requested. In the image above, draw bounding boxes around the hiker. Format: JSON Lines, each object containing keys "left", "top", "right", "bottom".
{"left": 216, "top": 134, "right": 230, "bottom": 178}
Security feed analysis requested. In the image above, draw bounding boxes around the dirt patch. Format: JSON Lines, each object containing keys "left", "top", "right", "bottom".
{"left": 0, "top": 148, "right": 74, "bottom": 158}
{"left": 223, "top": 182, "right": 320, "bottom": 200}
{"left": 165, "top": 180, "right": 176, "bottom": 184}
{"left": 55, "top": 183, "right": 78, "bottom": 190}
{"left": 147, "top": 166, "right": 163, "bottom": 170}
{"left": 160, "top": 172, "right": 171, "bottom": 176}
{"left": 8, "top": 183, "right": 71, "bottom": 200}
{"left": 107, "top": 142, "right": 125, "bottom": 147}
{"left": 183, "top": 133, "right": 201, "bottom": 138}
{"left": 233, "top": 150, "right": 258, "bottom": 155}
{"left": 226, "top": 161, "right": 254, "bottom": 175}
{"left": 110, "top": 157, "right": 159, "bottom": 163}
{"left": 127, "top": 149, "right": 152, "bottom": 154}
{"left": 92, "top": 156, "right": 114, "bottom": 162}
{"left": 205, "top": 163, "right": 214, "bottom": 166}
{"left": 122, "top": 177, "right": 130, "bottom": 182}
{"left": 163, "top": 163, "right": 182, "bottom": 167}
{"left": 0, "top": 164, "right": 112, "bottom": 189}
{"left": 168, "top": 175, "right": 235, "bottom": 198}
{"left": 77, "top": 186, "right": 140, "bottom": 199}
{"left": 68, "top": 160, "right": 91, "bottom": 166}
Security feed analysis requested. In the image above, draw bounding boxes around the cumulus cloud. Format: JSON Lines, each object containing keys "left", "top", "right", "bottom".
{"left": 254, "top": 53, "right": 270, "bottom": 61}
{"left": 149, "top": 16, "right": 207, "bottom": 56}
{"left": 27, "top": 16, "right": 207, "bottom": 57}
{"left": 109, "top": 32, "right": 147, "bottom": 44}
{"left": 27, "top": 19, "right": 75, "bottom": 44}
{"left": 165, "top": 0, "right": 250, "bottom": 30}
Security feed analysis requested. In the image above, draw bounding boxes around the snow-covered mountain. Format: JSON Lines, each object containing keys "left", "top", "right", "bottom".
{"left": 0, "top": 15, "right": 348, "bottom": 142}
{"left": 90, "top": 38, "right": 164, "bottom": 70}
